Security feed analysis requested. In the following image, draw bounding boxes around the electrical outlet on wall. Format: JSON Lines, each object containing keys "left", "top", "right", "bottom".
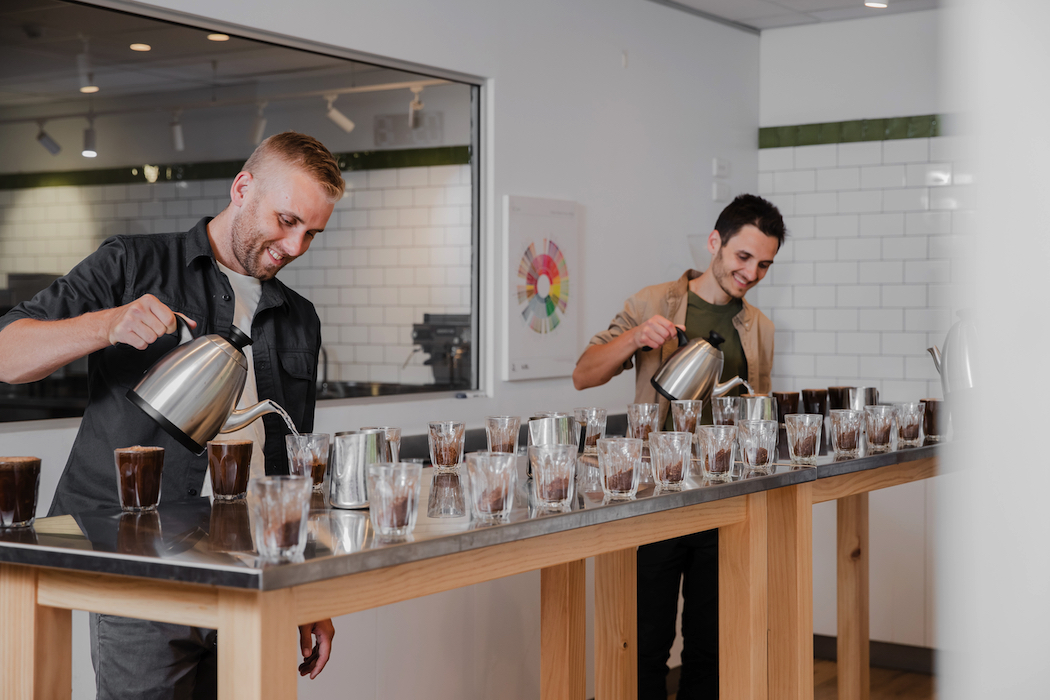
{"left": 712, "top": 181, "right": 730, "bottom": 202}
{"left": 712, "top": 157, "right": 730, "bottom": 178}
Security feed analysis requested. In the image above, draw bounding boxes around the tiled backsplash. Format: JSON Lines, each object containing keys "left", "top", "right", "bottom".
{"left": 756, "top": 136, "right": 970, "bottom": 402}
{"left": 0, "top": 163, "right": 473, "bottom": 385}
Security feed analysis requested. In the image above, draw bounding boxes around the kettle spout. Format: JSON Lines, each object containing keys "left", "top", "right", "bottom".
{"left": 219, "top": 399, "right": 280, "bottom": 434}
{"left": 712, "top": 375, "right": 748, "bottom": 398}
{"left": 927, "top": 346, "right": 942, "bottom": 375}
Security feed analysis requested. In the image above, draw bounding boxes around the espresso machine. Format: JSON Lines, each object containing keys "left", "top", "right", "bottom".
{"left": 411, "top": 314, "right": 472, "bottom": 388}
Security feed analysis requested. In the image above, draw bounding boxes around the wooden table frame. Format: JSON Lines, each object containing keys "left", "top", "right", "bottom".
{"left": 767, "top": 456, "right": 939, "bottom": 700}
{"left": 0, "top": 492, "right": 771, "bottom": 700}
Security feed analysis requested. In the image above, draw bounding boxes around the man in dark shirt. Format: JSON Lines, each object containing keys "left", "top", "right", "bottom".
{"left": 0, "top": 131, "right": 341, "bottom": 697}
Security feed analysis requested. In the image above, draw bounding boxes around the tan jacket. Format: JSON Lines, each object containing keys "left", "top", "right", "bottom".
{"left": 582, "top": 270, "right": 775, "bottom": 425}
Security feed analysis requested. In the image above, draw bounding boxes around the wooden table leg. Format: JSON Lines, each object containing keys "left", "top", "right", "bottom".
{"left": 0, "top": 563, "right": 72, "bottom": 700}
{"left": 767, "top": 483, "right": 814, "bottom": 700}
{"left": 720, "top": 491, "right": 768, "bottom": 700}
{"left": 217, "top": 588, "right": 298, "bottom": 700}
{"left": 540, "top": 559, "right": 586, "bottom": 700}
{"left": 595, "top": 548, "right": 637, "bottom": 700}
{"left": 837, "top": 492, "right": 870, "bottom": 700}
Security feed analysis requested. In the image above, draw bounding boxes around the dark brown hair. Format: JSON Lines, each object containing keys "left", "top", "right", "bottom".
{"left": 713, "top": 194, "right": 786, "bottom": 249}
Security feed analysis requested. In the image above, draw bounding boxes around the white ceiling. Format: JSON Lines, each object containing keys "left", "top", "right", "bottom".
{"left": 663, "top": 0, "right": 940, "bottom": 30}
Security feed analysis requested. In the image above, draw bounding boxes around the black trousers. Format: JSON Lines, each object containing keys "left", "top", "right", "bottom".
{"left": 637, "top": 529, "right": 718, "bottom": 700}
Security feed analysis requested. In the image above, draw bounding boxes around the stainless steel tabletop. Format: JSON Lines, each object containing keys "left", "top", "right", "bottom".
{"left": 0, "top": 444, "right": 939, "bottom": 591}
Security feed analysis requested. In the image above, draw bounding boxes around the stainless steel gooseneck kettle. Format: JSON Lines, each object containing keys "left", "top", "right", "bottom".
{"left": 127, "top": 318, "right": 288, "bottom": 455}
{"left": 650, "top": 329, "right": 749, "bottom": 403}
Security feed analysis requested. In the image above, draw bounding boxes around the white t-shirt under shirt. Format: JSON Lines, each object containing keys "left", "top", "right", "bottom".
{"left": 201, "top": 261, "right": 266, "bottom": 497}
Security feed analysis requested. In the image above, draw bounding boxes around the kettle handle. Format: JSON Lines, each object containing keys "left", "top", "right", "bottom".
{"left": 169, "top": 313, "right": 195, "bottom": 345}
{"left": 640, "top": 327, "right": 689, "bottom": 352}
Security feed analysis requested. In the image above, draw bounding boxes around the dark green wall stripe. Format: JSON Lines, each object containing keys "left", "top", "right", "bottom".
{"left": 759, "top": 115, "right": 940, "bottom": 149}
{"left": 0, "top": 145, "right": 471, "bottom": 191}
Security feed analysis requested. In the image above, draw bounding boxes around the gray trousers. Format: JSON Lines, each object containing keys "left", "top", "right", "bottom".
{"left": 90, "top": 614, "right": 217, "bottom": 700}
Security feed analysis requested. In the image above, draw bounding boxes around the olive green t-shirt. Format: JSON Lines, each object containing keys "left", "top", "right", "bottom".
{"left": 664, "top": 291, "right": 748, "bottom": 428}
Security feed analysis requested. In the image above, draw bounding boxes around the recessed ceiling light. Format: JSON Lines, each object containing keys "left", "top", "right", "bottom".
{"left": 207, "top": 33, "right": 230, "bottom": 42}
{"left": 80, "top": 85, "right": 99, "bottom": 94}
{"left": 864, "top": 1, "right": 888, "bottom": 7}
{"left": 130, "top": 43, "right": 151, "bottom": 52}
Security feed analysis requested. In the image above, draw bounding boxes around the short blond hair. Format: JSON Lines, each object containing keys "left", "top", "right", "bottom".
{"left": 243, "top": 131, "right": 345, "bottom": 201}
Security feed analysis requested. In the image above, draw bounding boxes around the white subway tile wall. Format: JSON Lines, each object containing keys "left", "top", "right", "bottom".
{"left": 758, "top": 137, "right": 968, "bottom": 401}
{"left": 0, "top": 164, "right": 473, "bottom": 385}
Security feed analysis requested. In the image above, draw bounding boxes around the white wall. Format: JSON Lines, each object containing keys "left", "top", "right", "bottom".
{"left": 760, "top": 9, "right": 947, "bottom": 651}
{"left": 760, "top": 10, "right": 941, "bottom": 126}
{"left": 0, "top": 0, "right": 760, "bottom": 697}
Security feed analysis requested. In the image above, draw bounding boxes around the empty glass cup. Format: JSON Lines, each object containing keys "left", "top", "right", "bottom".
{"left": 670, "top": 400, "right": 703, "bottom": 434}
{"left": 627, "top": 403, "right": 660, "bottom": 442}
{"left": 785, "top": 414, "right": 823, "bottom": 466}
{"left": 360, "top": 426, "right": 402, "bottom": 463}
{"left": 700, "top": 425, "right": 737, "bottom": 482}
{"left": 597, "top": 437, "right": 643, "bottom": 499}
{"left": 285, "top": 433, "right": 330, "bottom": 492}
{"left": 485, "top": 416, "right": 521, "bottom": 454}
{"left": 367, "top": 463, "right": 423, "bottom": 539}
{"left": 738, "top": 420, "right": 778, "bottom": 475}
{"left": 830, "top": 409, "right": 863, "bottom": 460}
{"left": 529, "top": 444, "right": 577, "bottom": 508}
{"left": 894, "top": 402, "right": 925, "bottom": 448}
{"left": 249, "top": 475, "right": 312, "bottom": 560}
{"left": 650, "top": 432, "right": 693, "bottom": 491}
{"left": 465, "top": 452, "right": 518, "bottom": 523}
{"left": 864, "top": 405, "right": 896, "bottom": 454}
{"left": 711, "top": 397, "right": 741, "bottom": 426}
{"left": 428, "top": 421, "right": 465, "bottom": 473}
{"left": 573, "top": 408, "right": 608, "bottom": 454}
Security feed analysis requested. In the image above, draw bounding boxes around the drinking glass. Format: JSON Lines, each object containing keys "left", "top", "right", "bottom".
{"left": 360, "top": 426, "right": 402, "bottom": 462}
{"left": 827, "top": 386, "right": 855, "bottom": 411}
{"left": 670, "top": 400, "right": 703, "bottom": 434}
{"left": 627, "top": 403, "right": 660, "bottom": 443}
{"left": 922, "top": 398, "right": 947, "bottom": 442}
{"left": 864, "top": 405, "right": 896, "bottom": 454}
{"left": 894, "top": 402, "right": 926, "bottom": 448}
{"left": 249, "top": 475, "right": 312, "bottom": 560}
{"left": 114, "top": 446, "right": 164, "bottom": 512}
{"left": 0, "top": 457, "right": 41, "bottom": 528}
{"left": 285, "top": 433, "right": 330, "bottom": 492}
{"left": 801, "top": 389, "right": 828, "bottom": 416}
{"left": 573, "top": 408, "right": 608, "bottom": 454}
{"left": 739, "top": 395, "right": 778, "bottom": 423}
{"left": 711, "top": 397, "right": 741, "bottom": 426}
{"left": 428, "top": 421, "right": 465, "bottom": 473}
{"left": 485, "top": 416, "right": 521, "bottom": 454}
{"left": 367, "top": 463, "right": 423, "bottom": 539}
{"left": 699, "top": 425, "right": 736, "bottom": 482}
{"left": 465, "top": 452, "right": 518, "bottom": 523}
{"left": 772, "top": 391, "right": 800, "bottom": 418}
{"left": 830, "top": 409, "right": 863, "bottom": 459}
{"left": 207, "top": 440, "right": 252, "bottom": 501}
{"left": 785, "top": 414, "right": 823, "bottom": 466}
{"left": 650, "top": 432, "right": 692, "bottom": 491}
{"left": 738, "top": 420, "right": 778, "bottom": 475}
{"left": 596, "top": 437, "right": 643, "bottom": 499}
{"left": 529, "top": 444, "right": 577, "bottom": 508}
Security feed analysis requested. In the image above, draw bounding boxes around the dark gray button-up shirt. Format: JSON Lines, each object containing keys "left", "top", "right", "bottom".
{"left": 0, "top": 218, "right": 320, "bottom": 516}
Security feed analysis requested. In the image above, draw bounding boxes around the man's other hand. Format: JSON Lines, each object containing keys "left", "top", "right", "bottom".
{"left": 634, "top": 315, "right": 682, "bottom": 351}
{"left": 298, "top": 618, "right": 335, "bottom": 679}
{"left": 107, "top": 294, "right": 196, "bottom": 350}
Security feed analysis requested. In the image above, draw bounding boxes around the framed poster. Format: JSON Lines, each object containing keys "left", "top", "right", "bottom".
{"left": 502, "top": 195, "right": 581, "bottom": 381}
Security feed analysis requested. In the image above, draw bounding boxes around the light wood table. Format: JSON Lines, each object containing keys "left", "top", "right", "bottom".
{"left": 0, "top": 459, "right": 809, "bottom": 700}
{"left": 767, "top": 444, "right": 940, "bottom": 700}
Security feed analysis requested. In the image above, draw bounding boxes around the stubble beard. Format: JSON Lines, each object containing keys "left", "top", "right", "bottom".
{"left": 711, "top": 248, "right": 746, "bottom": 300}
{"left": 229, "top": 200, "right": 277, "bottom": 281}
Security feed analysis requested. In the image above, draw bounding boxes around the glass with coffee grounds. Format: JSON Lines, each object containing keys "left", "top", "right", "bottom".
{"left": 207, "top": 440, "right": 253, "bottom": 501}
{"left": 573, "top": 408, "right": 607, "bottom": 455}
{"left": 465, "top": 452, "right": 518, "bottom": 524}
{"left": 738, "top": 419, "right": 778, "bottom": 475}
{"left": 700, "top": 425, "right": 737, "bottom": 483}
{"left": 485, "top": 416, "right": 521, "bottom": 455}
{"left": 830, "top": 409, "right": 863, "bottom": 460}
{"left": 114, "top": 446, "right": 164, "bottom": 512}
{"left": 894, "top": 402, "right": 926, "bottom": 448}
{"left": 597, "top": 437, "right": 643, "bottom": 499}
{"left": 285, "top": 433, "right": 330, "bottom": 492}
{"left": 864, "top": 405, "right": 896, "bottom": 454}
{"left": 249, "top": 475, "right": 312, "bottom": 559}
{"left": 530, "top": 444, "right": 577, "bottom": 508}
{"left": 785, "top": 414, "right": 823, "bottom": 466}
{"left": 367, "top": 463, "right": 423, "bottom": 539}
{"left": 428, "top": 421, "right": 466, "bottom": 473}
{"left": 650, "top": 432, "right": 693, "bottom": 491}
{"left": 0, "top": 457, "right": 41, "bottom": 528}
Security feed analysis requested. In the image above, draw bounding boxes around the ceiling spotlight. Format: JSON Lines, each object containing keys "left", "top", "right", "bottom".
{"left": 250, "top": 102, "right": 267, "bottom": 146}
{"left": 207, "top": 33, "right": 230, "bottom": 42}
{"left": 82, "top": 117, "right": 97, "bottom": 158}
{"left": 171, "top": 110, "right": 185, "bottom": 152}
{"left": 409, "top": 86, "right": 424, "bottom": 129}
{"left": 864, "top": 1, "right": 888, "bottom": 6}
{"left": 36, "top": 122, "right": 61, "bottom": 155}
{"left": 76, "top": 36, "right": 99, "bottom": 93}
{"left": 324, "top": 94, "right": 355, "bottom": 134}
{"left": 129, "top": 43, "right": 151, "bottom": 52}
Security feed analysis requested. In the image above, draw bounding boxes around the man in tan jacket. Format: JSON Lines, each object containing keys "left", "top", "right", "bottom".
{"left": 573, "top": 193, "right": 784, "bottom": 699}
